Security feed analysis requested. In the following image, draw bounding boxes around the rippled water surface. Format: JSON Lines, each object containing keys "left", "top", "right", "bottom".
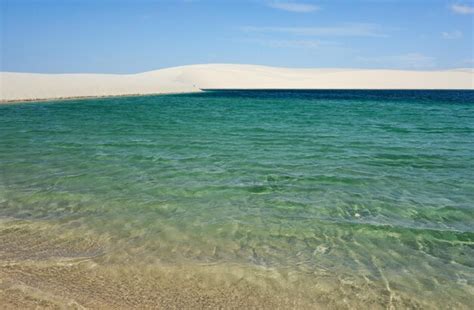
{"left": 1, "top": 90, "right": 473, "bottom": 308}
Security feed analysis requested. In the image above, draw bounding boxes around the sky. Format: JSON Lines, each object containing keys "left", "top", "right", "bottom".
{"left": 1, "top": 0, "right": 473, "bottom": 73}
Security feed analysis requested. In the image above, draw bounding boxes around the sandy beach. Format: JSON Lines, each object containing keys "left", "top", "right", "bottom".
{"left": 1, "top": 64, "right": 473, "bottom": 102}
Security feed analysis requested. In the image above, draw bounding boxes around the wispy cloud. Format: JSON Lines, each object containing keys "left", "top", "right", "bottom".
{"left": 267, "top": 1, "right": 320, "bottom": 13}
{"left": 242, "top": 23, "right": 387, "bottom": 37}
{"left": 450, "top": 4, "right": 474, "bottom": 14}
{"left": 249, "top": 38, "right": 337, "bottom": 49}
{"left": 451, "top": 58, "right": 474, "bottom": 69}
{"left": 442, "top": 30, "right": 463, "bottom": 39}
{"left": 357, "top": 53, "right": 436, "bottom": 69}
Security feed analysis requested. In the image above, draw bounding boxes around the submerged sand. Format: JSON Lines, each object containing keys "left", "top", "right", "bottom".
{"left": 0, "top": 220, "right": 439, "bottom": 309}
{"left": 3, "top": 210, "right": 472, "bottom": 310}
{"left": 1, "top": 64, "right": 473, "bottom": 102}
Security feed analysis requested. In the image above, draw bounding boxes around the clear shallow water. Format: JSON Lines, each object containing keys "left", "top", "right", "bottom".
{"left": 1, "top": 90, "right": 474, "bottom": 308}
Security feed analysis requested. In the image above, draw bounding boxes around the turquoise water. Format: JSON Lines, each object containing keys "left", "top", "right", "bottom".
{"left": 1, "top": 90, "right": 473, "bottom": 308}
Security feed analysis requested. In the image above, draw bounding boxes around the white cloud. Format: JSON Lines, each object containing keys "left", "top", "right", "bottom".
{"left": 250, "top": 39, "right": 337, "bottom": 49}
{"left": 242, "top": 23, "right": 387, "bottom": 37}
{"left": 357, "top": 53, "right": 436, "bottom": 69}
{"left": 267, "top": 1, "right": 320, "bottom": 13}
{"left": 451, "top": 59, "right": 474, "bottom": 70}
{"left": 451, "top": 4, "right": 474, "bottom": 14}
{"left": 442, "top": 30, "right": 463, "bottom": 39}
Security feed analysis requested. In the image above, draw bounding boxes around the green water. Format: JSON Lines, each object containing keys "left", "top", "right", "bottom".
{"left": 1, "top": 90, "right": 473, "bottom": 308}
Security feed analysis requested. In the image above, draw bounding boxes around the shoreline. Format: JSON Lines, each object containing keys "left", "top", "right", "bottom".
{"left": 2, "top": 64, "right": 473, "bottom": 103}
{"left": 0, "top": 91, "right": 201, "bottom": 105}
{"left": 2, "top": 88, "right": 473, "bottom": 105}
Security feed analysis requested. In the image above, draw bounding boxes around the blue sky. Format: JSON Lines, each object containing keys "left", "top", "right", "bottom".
{"left": 1, "top": 0, "right": 473, "bottom": 73}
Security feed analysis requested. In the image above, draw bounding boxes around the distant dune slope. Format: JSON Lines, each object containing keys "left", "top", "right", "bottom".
{"left": 1, "top": 64, "right": 473, "bottom": 102}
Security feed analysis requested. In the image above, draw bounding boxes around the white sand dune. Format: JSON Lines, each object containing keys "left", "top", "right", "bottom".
{"left": 1, "top": 64, "right": 473, "bottom": 102}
